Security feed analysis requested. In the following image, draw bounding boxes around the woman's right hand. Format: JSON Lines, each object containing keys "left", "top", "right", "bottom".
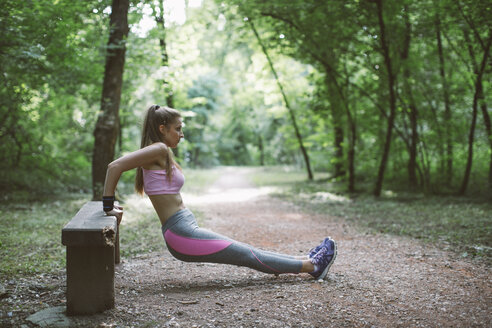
{"left": 106, "top": 207, "right": 123, "bottom": 225}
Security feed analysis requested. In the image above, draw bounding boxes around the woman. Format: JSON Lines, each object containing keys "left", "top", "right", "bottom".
{"left": 102, "top": 105, "right": 337, "bottom": 280}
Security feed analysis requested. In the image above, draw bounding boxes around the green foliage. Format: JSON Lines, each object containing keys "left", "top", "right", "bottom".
{"left": 1, "top": 0, "right": 490, "bottom": 198}
{"left": 250, "top": 167, "right": 492, "bottom": 262}
{"left": 0, "top": 194, "right": 87, "bottom": 277}
{"left": 217, "top": 0, "right": 491, "bottom": 194}
{"left": 0, "top": 0, "right": 109, "bottom": 194}
{"left": 182, "top": 73, "right": 225, "bottom": 167}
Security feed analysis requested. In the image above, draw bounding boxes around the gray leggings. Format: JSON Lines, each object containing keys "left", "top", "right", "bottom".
{"left": 161, "top": 209, "right": 303, "bottom": 274}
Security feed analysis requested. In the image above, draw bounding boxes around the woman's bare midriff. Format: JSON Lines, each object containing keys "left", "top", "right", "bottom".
{"left": 148, "top": 194, "right": 186, "bottom": 225}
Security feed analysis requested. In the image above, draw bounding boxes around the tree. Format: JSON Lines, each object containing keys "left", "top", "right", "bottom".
{"left": 459, "top": 29, "right": 492, "bottom": 194}
{"left": 248, "top": 19, "right": 313, "bottom": 180}
{"left": 152, "top": 0, "right": 174, "bottom": 108}
{"left": 435, "top": 7, "right": 454, "bottom": 184}
{"left": 185, "top": 74, "right": 223, "bottom": 167}
{"left": 0, "top": 0, "right": 109, "bottom": 192}
{"left": 92, "top": 0, "right": 130, "bottom": 199}
{"left": 400, "top": 4, "right": 419, "bottom": 190}
{"left": 3, "top": 0, "right": 491, "bottom": 197}
{"left": 371, "top": 0, "right": 399, "bottom": 197}
{"left": 452, "top": 0, "right": 492, "bottom": 194}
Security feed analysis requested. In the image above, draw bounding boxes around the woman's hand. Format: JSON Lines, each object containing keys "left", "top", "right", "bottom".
{"left": 106, "top": 206, "right": 123, "bottom": 225}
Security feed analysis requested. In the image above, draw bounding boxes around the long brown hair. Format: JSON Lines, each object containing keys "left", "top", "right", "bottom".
{"left": 135, "top": 104, "right": 182, "bottom": 195}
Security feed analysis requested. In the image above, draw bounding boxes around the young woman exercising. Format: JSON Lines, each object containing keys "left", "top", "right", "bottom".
{"left": 102, "top": 105, "right": 337, "bottom": 280}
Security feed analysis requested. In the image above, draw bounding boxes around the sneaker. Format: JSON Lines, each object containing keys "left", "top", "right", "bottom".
{"left": 308, "top": 237, "right": 333, "bottom": 259}
{"left": 309, "top": 240, "right": 337, "bottom": 280}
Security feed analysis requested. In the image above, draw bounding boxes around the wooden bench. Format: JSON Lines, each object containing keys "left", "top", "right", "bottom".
{"left": 61, "top": 201, "right": 120, "bottom": 315}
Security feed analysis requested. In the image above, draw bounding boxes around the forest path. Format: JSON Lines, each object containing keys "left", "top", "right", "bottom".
{"left": 19, "top": 167, "right": 483, "bottom": 327}
{"left": 105, "top": 166, "right": 491, "bottom": 327}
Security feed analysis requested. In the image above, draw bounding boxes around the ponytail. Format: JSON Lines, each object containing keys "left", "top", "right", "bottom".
{"left": 135, "top": 105, "right": 182, "bottom": 195}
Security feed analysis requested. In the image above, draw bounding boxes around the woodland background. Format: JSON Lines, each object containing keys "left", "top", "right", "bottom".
{"left": 1, "top": 0, "right": 491, "bottom": 199}
{"left": 1, "top": 3, "right": 491, "bottom": 326}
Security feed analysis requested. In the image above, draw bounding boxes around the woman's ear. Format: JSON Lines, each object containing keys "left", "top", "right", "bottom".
{"left": 159, "top": 124, "right": 166, "bottom": 135}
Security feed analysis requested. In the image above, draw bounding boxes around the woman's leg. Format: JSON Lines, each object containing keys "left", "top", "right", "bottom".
{"left": 162, "top": 209, "right": 305, "bottom": 274}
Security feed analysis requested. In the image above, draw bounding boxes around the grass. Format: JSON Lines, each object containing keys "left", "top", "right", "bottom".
{"left": 1, "top": 166, "right": 490, "bottom": 281}
{"left": 250, "top": 166, "right": 492, "bottom": 262}
{"left": 180, "top": 167, "right": 223, "bottom": 194}
{"left": 0, "top": 167, "right": 221, "bottom": 280}
{"left": 0, "top": 194, "right": 88, "bottom": 278}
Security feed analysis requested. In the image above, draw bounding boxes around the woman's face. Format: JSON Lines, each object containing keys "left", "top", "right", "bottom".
{"left": 161, "top": 117, "right": 184, "bottom": 148}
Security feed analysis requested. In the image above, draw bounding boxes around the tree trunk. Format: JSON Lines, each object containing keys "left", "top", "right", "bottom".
{"left": 374, "top": 0, "right": 397, "bottom": 197}
{"left": 347, "top": 113, "right": 356, "bottom": 192}
{"left": 407, "top": 102, "right": 418, "bottom": 189}
{"left": 326, "top": 77, "right": 345, "bottom": 178}
{"left": 482, "top": 96, "right": 492, "bottom": 189}
{"left": 344, "top": 67, "right": 356, "bottom": 193}
{"left": 459, "top": 88, "right": 479, "bottom": 196}
{"left": 435, "top": 13, "right": 453, "bottom": 184}
{"left": 401, "top": 5, "right": 419, "bottom": 190}
{"left": 459, "top": 30, "right": 492, "bottom": 195}
{"left": 418, "top": 133, "right": 432, "bottom": 192}
{"left": 249, "top": 19, "right": 313, "bottom": 180}
{"left": 323, "top": 64, "right": 356, "bottom": 191}
{"left": 155, "top": 0, "right": 179, "bottom": 159}
{"left": 92, "top": 0, "right": 129, "bottom": 200}
{"left": 334, "top": 126, "right": 344, "bottom": 177}
{"left": 156, "top": 0, "right": 174, "bottom": 108}
{"left": 477, "top": 52, "right": 492, "bottom": 190}
{"left": 258, "top": 135, "right": 265, "bottom": 166}
{"left": 193, "top": 148, "right": 200, "bottom": 167}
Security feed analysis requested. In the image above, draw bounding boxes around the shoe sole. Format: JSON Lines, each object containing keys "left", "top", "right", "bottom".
{"left": 316, "top": 240, "right": 337, "bottom": 280}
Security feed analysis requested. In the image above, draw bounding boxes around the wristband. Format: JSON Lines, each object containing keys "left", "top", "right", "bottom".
{"left": 102, "top": 196, "right": 115, "bottom": 212}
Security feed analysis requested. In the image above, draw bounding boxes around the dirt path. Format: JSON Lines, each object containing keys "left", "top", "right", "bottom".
{"left": 9, "top": 167, "right": 491, "bottom": 327}
{"left": 104, "top": 167, "right": 490, "bottom": 327}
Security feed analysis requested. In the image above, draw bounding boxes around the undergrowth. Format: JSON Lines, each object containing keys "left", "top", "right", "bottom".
{"left": 0, "top": 194, "right": 87, "bottom": 278}
{"left": 250, "top": 166, "right": 492, "bottom": 262}
{"left": 1, "top": 166, "right": 489, "bottom": 281}
{"left": 0, "top": 168, "right": 221, "bottom": 280}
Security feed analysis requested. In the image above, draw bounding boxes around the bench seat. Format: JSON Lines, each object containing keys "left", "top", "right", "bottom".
{"left": 61, "top": 201, "right": 120, "bottom": 315}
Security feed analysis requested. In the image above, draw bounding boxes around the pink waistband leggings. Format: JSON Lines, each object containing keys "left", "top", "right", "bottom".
{"left": 161, "top": 209, "right": 303, "bottom": 274}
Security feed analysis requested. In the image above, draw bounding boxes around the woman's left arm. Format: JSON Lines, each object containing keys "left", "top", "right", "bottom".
{"left": 102, "top": 144, "right": 167, "bottom": 222}
{"left": 103, "top": 143, "right": 166, "bottom": 197}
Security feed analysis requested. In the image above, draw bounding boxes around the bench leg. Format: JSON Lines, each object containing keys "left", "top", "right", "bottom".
{"left": 115, "top": 223, "right": 120, "bottom": 264}
{"left": 66, "top": 245, "right": 115, "bottom": 315}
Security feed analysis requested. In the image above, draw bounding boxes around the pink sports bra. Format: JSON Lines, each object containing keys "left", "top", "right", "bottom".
{"left": 142, "top": 167, "right": 185, "bottom": 195}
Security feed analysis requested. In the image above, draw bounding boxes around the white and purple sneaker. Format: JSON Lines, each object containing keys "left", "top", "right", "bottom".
{"left": 309, "top": 239, "right": 337, "bottom": 280}
{"left": 308, "top": 237, "right": 333, "bottom": 259}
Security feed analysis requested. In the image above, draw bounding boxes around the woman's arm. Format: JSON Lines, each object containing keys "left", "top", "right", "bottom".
{"left": 103, "top": 142, "right": 168, "bottom": 197}
{"left": 102, "top": 143, "right": 168, "bottom": 222}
